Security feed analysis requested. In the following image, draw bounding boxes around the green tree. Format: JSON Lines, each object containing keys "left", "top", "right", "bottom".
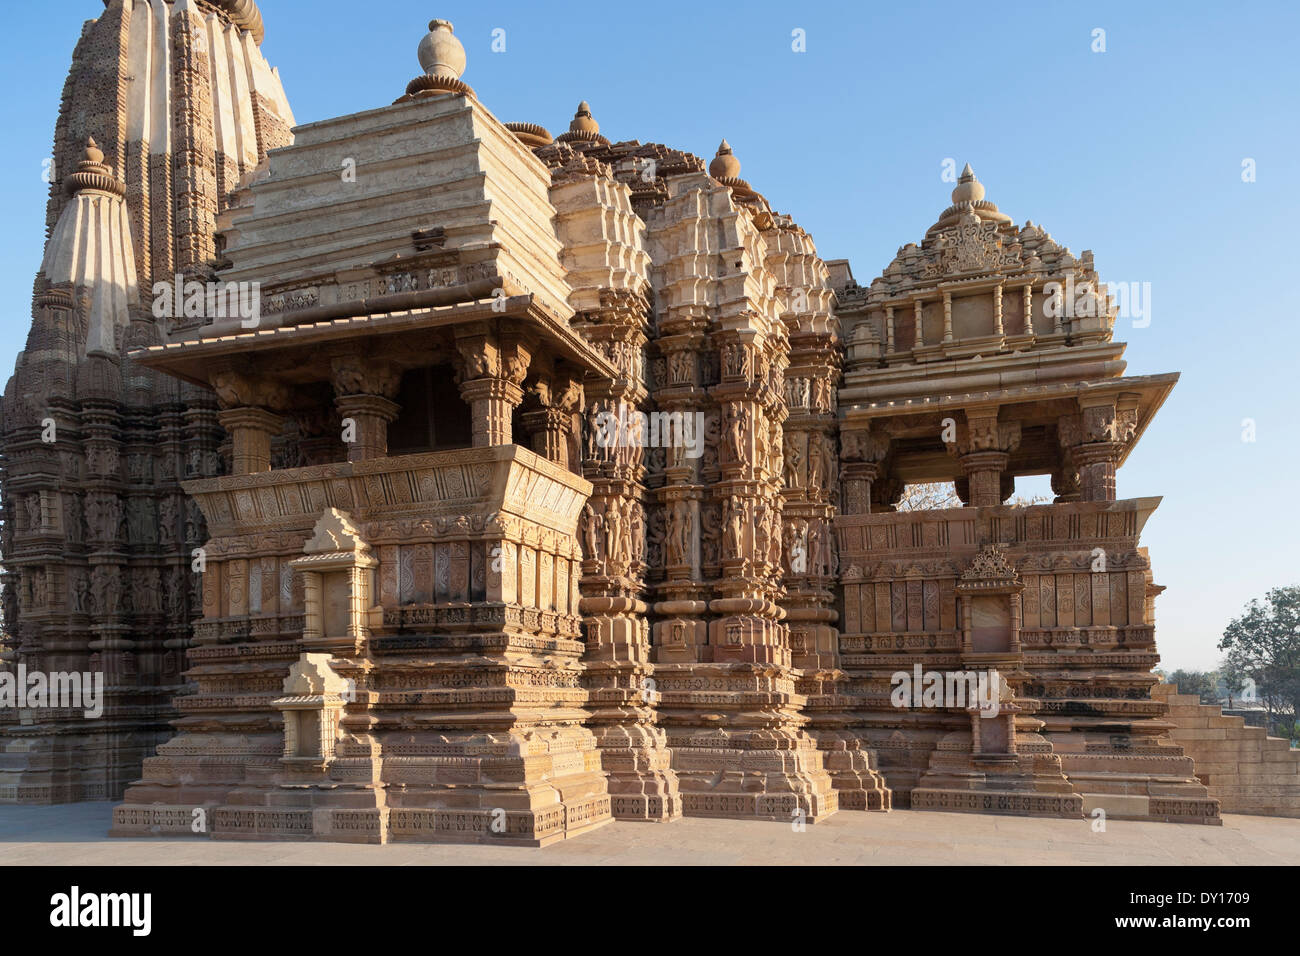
{"left": 1218, "top": 586, "right": 1300, "bottom": 729}
{"left": 1167, "top": 669, "right": 1220, "bottom": 705}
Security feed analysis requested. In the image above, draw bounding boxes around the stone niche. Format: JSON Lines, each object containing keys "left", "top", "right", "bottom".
{"left": 289, "top": 508, "right": 377, "bottom": 655}
{"left": 273, "top": 653, "right": 351, "bottom": 766}
{"left": 958, "top": 545, "right": 1022, "bottom": 658}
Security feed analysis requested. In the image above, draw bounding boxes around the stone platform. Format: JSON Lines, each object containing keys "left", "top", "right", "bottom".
{"left": 5, "top": 802, "right": 1298, "bottom": 866}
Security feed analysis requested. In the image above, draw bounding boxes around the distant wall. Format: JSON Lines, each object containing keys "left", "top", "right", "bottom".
{"left": 1155, "top": 682, "right": 1300, "bottom": 817}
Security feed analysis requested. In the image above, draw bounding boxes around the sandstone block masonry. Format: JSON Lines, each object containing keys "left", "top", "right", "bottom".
{"left": 1154, "top": 683, "right": 1300, "bottom": 818}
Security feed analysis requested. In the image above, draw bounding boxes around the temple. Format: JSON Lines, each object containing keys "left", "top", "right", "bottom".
{"left": 7, "top": 3, "right": 1286, "bottom": 844}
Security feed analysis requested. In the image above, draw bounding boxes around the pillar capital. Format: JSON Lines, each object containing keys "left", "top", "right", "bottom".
{"left": 329, "top": 355, "right": 401, "bottom": 399}
{"left": 1058, "top": 405, "right": 1135, "bottom": 502}
{"left": 945, "top": 412, "right": 1019, "bottom": 508}
{"left": 210, "top": 369, "right": 290, "bottom": 411}
{"left": 945, "top": 412, "right": 1020, "bottom": 458}
{"left": 839, "top": 425, "right": 891, "bottom": 463}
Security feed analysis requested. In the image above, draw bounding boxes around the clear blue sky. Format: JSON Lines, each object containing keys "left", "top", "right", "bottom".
{"left": 2, "top": 1, "right": 1297, "bottom": 671}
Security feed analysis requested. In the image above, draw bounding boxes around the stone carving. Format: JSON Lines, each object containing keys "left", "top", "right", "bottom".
{"left": 330, "top": 356, "right": 401, "bottom": 398}
{"left": 71, "top": 571, "right": 91, "bottom": 614}
{"left": 211, "top": 370, "right": 290, "bottom": 410}
{"left": 30, "top": 570, "right": 48, "bottom": 608}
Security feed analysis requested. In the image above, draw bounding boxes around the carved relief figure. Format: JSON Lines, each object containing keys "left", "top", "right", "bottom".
{"left": 725, "top": 496, "right": 744, "bottom": 559}
{"left": 582, "top": 503, "right": 601, "bottom": 561}
{"left": 159, "top": 497, "right": 178, "bottom": 547}
{"left": 783, "top": 434, "right": 802, "bottom": 489}
{"left": 64, "top": 494, "right": 83, "bottom": 544}
{"left": 807, "top": 432, "right": 824, "bottom": 494}
{"left": 136, "top": 569, "right": 162, "bottom": 613}
{"left": 72, "top": 571, "right": 91, "bottom": 613}
{"left": 668, "top": 351, "right": 692, "bottom": 385}
{"left": 628, "top": 502, "right": 644, "bottom": 565}
{"left": 754, "top": 501, "right": 770, "bottom": 564}
{"left": 701, "top": 504, "right": 720, "bottom": 565}
{"left": 25, "top": 494, "right": 41, "bottom": 531}
{"left": 646, "top": 507, "right": 666, "bottom": 568}
{"left": 725, "top": 406, "right": 746, "bottom": 465}
{"left": 603, "top": 499, "right": 623, "bottom": 567}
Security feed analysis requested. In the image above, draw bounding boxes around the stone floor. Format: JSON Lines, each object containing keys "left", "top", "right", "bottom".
{"left": 2, "top": 803, "right": 1297, "bottom": 865}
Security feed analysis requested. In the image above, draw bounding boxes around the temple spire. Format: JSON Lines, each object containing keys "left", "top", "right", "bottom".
{"left": 41, "top": 134, "right": 139, "bottom": 356}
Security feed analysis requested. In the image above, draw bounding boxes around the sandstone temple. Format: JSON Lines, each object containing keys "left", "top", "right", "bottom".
{"left": 3, "top": 2, "right": 1291, "bottom": 845}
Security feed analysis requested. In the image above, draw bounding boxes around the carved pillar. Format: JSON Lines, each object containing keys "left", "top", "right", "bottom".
{"left": 1059, "top": 398, "right": 1137, "bottom": 503}
{"left": 789, "top": 325, "right": 892, "bottom": 813}
{"left": 210, "top": 371, "right": 290, "bottom": 476}
{"left": 330, "top": 357, "right": 400, "bottom": 463}
{"left": 839, "top": 425, "right": 891, "bottom": 515}
{"left": 520, "top": 363, "right": 581, "bottom": 468}
{"left": 217, "top": 407, "right": 282, "bottom": 475}
{"left": 335, "top": 395, "right": 400, "bottom": 462}
{"left": 455, "top": 329, "right": 528, "bottom": 447}
{"left": 962, "top": 451, "right": 1010, "bottom": 508}
{"left": 290, "top": 406, "right": 345, "bottom": 466}
{"left": 648, "top": 322, "right": 711, "bottom": 665}
{"left": 1074, "top": 443, "right": 1121, "bottom": 501}
{"left": 782, "top": 339, "right": 840, "bottom": 672}
{"left": 519, "top": 407, "right": 567, "bottom": 463}
{"left": 946, "top": 407, "right": 1020, "bottom": 508}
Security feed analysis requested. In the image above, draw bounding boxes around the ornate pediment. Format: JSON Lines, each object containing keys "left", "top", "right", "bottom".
{"left": 923, "top": 218, "right": 1023, "bottom": 279}
{"left": 958, "top": 544, "right": 1020, "bottom": 591}
{"left": 304, "top": 507, "right": 369, "bottom": 555}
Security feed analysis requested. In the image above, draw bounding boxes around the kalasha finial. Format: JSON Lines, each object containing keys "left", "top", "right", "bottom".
{"left": 707, "top": 139, "right": 764, "bottom": 206}
{"left": 570, "top": 102, "right": 599, "bottom": 136}
{"left": 709, "top": 140, "right": 741, "bottom": 180}
{"left": 418, "top": 19, "right": 466, "bottom": 80}
{"left": 65, "top": 135, "right": 124, "bottom": 197}
{"left": 951, "top": 162, "right": 986, "bottom": 205}
{"left": 397, "top": 17, "right": 473, "bottom": 102}
{"left": 556, "top": 101, "right": 609, "bottom": 146}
